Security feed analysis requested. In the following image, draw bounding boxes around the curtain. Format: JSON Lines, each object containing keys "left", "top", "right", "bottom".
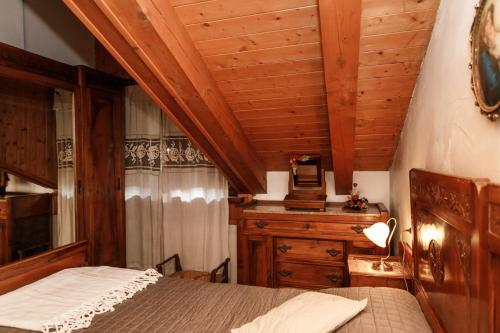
{"left": 124, "top": 86, "right": 229, "bottom": 272}
{"left": 54, "top": 89, "right": 75, "bottom": 247}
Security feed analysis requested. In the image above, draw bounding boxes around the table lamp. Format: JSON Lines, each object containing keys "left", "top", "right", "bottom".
{"left": 363, "top": 217, "right": 397, "bottom": 271}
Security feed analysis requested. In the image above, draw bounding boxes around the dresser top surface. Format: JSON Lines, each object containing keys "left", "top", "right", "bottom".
{"left": 243, "top": 202, "right": 382, "bottom": 217}
{"left": 348, "top": 254, "right": 405, "bottom": 278}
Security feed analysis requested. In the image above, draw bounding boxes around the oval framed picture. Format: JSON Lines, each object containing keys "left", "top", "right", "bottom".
{"left": 471, "top": 0, "right": 500, "bottom": 120}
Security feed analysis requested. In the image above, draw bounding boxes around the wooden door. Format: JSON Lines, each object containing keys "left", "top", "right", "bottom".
{"left": 80, "top": 87, "right": 125, "bottom": 267}
{"left": 247, "top": 235, "right": 273, "bottom": 287}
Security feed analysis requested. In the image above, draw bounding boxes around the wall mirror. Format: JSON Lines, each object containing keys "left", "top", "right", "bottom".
{"left": 0, "top": 76, "right": 76, "bottom": 265}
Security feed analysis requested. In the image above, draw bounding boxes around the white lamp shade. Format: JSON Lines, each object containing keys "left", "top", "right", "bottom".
{"left": 363, "top": 222, "right": 390, "bottom": 248}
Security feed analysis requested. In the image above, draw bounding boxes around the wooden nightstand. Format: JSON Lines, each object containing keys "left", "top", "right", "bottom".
{"left": 348, "top": 254, "right": 411, "bottom": 290}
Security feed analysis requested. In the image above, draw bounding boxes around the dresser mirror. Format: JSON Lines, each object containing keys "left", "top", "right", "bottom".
{"left": 0, "top": 76, "right": 76, "bottom": 265}
{"left": 285, "top": 155, "right": 327, "bottom": 211}
{"left": 292, "top": 155, "right": 322, "bottom": 189}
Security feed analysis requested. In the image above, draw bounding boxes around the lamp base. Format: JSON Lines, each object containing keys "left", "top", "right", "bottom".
{"left": 371, "top": 260, "right": 394, "bottom": 271}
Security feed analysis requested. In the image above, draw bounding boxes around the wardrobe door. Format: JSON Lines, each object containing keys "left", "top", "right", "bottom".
{"left": 83, "top": 88, "right": 125, "bottom": 267}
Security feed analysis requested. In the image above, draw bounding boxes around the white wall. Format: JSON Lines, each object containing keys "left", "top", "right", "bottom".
{"left": 0, "top": 0, "right": 24, "bottom": 49}
{"left": 390, "top": 0, "right": 500, "bottom": 246}
{"left": 0, "top": 0, "right": 94, "bottom": 66}
{"left": 255, "top": 171, "right": 391, "bottom": 211}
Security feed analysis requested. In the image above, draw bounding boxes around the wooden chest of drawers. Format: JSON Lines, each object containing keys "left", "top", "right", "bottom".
{"left": 235, "top": 201, "right": 388, "bottom": 289}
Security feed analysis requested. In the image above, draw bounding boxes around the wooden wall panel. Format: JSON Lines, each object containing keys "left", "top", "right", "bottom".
{"left": 0, "top": 77, "right": 57, "bottom": 188}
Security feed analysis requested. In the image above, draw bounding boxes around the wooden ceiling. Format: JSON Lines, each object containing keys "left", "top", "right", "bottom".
{"left": 172, "top": 0, "right": 330, "bottom": 171}
{"left": 64, "top": 0, "right": 439, "bottom": 194}
{"left": 170, "top": 0, "right": 439, "bottom": 173}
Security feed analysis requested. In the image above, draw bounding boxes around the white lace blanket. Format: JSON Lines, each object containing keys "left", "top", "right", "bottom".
{"left": 0, "top": 266, "right": 162, "bottom": 333}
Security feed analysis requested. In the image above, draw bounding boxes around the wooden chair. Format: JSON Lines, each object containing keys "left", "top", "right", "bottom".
{"left": 156, "top": 254, "right": 230, "bottom": 283}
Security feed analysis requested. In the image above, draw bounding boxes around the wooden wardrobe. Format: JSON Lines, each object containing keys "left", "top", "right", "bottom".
{"left": 75, "top": 67, "right": 126, "bottom": 267}
{"left": 0, "top": 43, "right": 127, "bottom": 267}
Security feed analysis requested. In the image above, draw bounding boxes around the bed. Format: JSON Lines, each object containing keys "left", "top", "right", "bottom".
{"left": 0, "top": 169, "right": 497, "bottom": 333}
{"left": 0, "top": 276, "right": 429, "bottom": 333}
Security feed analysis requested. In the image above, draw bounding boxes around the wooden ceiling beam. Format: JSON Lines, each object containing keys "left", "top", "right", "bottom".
{"left": 63, "top": 0, "right": 266, "bottom": 194}
{"left": 318, "top": 0, "right": 362, "bottom": 194}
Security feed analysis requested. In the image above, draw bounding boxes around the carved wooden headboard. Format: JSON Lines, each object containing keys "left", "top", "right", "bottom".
{"left": 409, "top": 169, "right": 488, "bottom": 333}
{"left": 483, "top": 183, "right": 500, "bottom": 333}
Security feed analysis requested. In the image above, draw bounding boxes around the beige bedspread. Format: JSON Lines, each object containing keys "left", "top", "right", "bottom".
{"left": 0, "top": 277, "right": 431, "bottom": 333}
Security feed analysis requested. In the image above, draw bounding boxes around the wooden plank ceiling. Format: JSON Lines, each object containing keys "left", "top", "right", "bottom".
{"left": 170, "top": 0, "right": 439, "bottom": 172}
{"left": 65, "top": 0, "right": 439, "bottom": 194}
{"left": 64, "top": 0, "right": 268, "bottom": 194}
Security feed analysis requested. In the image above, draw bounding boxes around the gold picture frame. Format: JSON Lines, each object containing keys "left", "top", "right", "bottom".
{"left": 470, "top": 0, "right": 500, "bottom": 121}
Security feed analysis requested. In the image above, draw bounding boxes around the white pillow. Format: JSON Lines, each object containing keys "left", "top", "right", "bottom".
{"left": 231, "top": 292, "right": 367, "bottom": 333}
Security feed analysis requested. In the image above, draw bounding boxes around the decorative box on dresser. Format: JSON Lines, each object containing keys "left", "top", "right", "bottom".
{"left": 235, "top": 201, "right": 388, "bottom": 289}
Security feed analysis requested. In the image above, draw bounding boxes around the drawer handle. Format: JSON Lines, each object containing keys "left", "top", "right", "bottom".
{"left": 351, "top": 225, "right": 364, "bottom": 234}
{"left": 278, "top": 269, "right": 292, "bottom": 277}
{"left": 326, "top": 274, "right": 342, "bottom": 283}
{"left": 278, "top": 244, "right": 292, "bottom": 253}
{"left": 326, "top": 248, "right": 341, "bottom": 257}
{"left": 255, "top": 220, "right": 268, "bottom": 229}
{"left": 304, "top": 223, "right": 311, "bottom": 230}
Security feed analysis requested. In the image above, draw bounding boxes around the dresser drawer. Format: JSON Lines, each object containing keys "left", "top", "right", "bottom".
{"left": 276, "top": 262, "right": 344, "bottom": 288}
{"left": 276, "top": 237, "right": 344, "bottom": 262}
{"left": 245, "top": 219, "right": 369, "bottom": 237}
{"left": 350, "top": 241, "right": 377, "bottom": 254}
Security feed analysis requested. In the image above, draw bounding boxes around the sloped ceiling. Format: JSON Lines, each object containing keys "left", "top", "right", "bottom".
{"left": 64, "top": 0, "right": 439, "bottom": 194}
{"left": 171, "top": 0, "right": 439, "bottom": 171}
